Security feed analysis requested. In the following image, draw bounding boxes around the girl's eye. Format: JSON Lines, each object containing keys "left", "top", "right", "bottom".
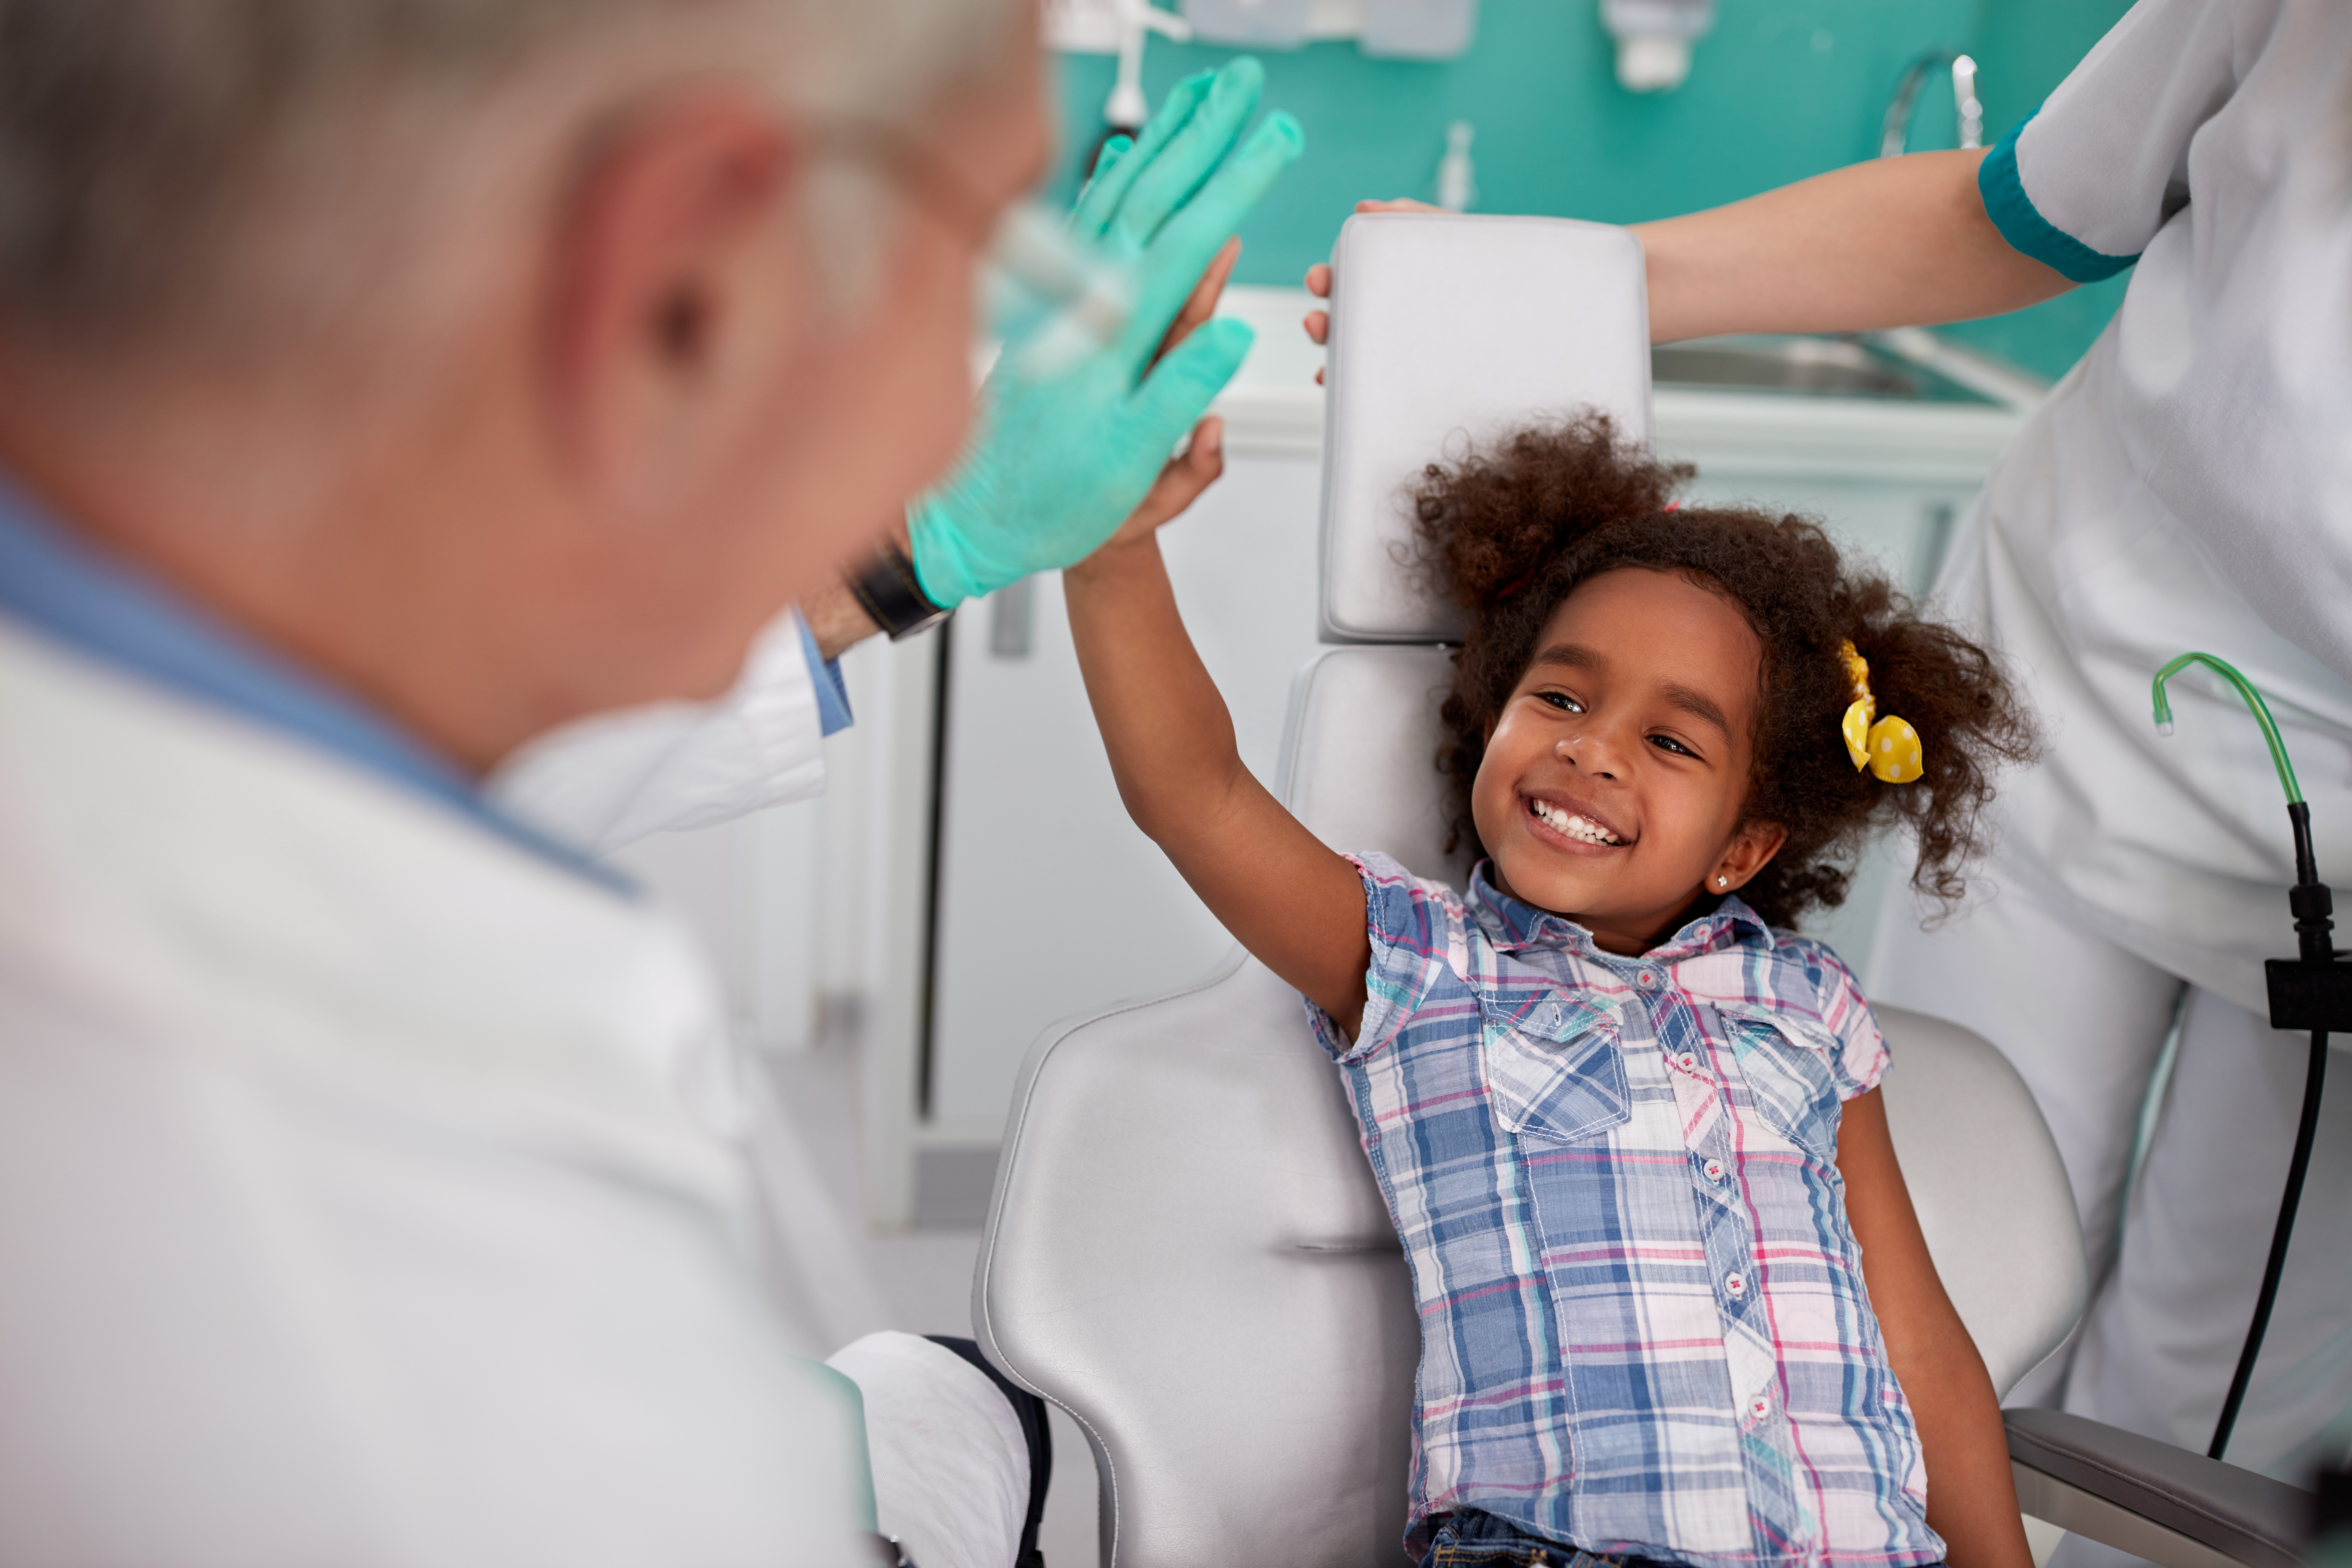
{"left": 1539, "top": 692, "right": 1585, "bottom": 713}
{"left": 1649, "top": 733, "right": 1697, "bottom": 758}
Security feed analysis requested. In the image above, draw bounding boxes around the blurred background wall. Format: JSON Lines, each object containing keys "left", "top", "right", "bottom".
{"left": 1049, "top": 0, "right": 2135, "bottom": 382}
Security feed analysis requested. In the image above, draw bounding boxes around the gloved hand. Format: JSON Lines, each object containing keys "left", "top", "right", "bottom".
{"left": 907, "top": 57, "right": 1303, "bottom": 609}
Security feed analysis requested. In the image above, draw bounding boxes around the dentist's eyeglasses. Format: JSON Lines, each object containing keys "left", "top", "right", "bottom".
{"left": 811, "top": 121, "right": 1134, "bottom": 376}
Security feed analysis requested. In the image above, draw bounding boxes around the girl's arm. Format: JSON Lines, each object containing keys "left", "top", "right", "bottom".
{"left": 1837, "top": 1089, "right": 2036, "bottom": 1568}
{"left": 1061, "top": 428, "right": 1373, "bottom": 1036}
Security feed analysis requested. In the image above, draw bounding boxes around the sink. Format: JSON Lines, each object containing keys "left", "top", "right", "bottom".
{"left": 1652, "top": 333, "right": 2044, "bottom": 410}
{"left": 1655, "top": 335, "right": 1924, "bottom": 398}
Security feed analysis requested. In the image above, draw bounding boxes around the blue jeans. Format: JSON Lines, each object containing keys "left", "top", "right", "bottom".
{"left": 1420, "top": 1511, "right": 1639, "bottom": 1568}
{"left": 1420, "top": 1515, "right": 1947, "bottom": 1568}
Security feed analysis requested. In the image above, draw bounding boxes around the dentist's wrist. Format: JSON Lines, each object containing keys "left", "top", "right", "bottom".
{"left": 843, "top": 536, "right": 951, "bottom": 643}
{"left": 802, "top": 572, "right": 884, "bottom": 662}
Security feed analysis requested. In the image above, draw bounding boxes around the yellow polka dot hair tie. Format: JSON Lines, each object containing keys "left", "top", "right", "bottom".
{"left": 1838, "top": 640, "right": 1923, "bottom": 783}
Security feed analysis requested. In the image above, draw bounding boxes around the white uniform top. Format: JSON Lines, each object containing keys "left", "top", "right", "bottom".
{"left": 1951, "top": 0, "right": 2352, "bottom": 1014}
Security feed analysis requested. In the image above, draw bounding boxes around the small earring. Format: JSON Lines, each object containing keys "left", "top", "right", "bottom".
{"left": 1716, "top": 875, "right": 1728, "bottom": 887}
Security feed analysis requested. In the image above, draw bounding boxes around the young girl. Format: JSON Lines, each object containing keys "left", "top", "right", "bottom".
{"left": 1065, "top": 412, "right": 2040, "bottom": 1568}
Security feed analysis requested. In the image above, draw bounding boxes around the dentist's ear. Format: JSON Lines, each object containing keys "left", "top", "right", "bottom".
{"left": 541, "top": 89, "right": 811, "bottom": 526}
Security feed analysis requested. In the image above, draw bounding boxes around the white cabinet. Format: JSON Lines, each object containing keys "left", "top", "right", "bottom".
{"left": 928, "top": 444, "right": 1330, "bottom": 1140}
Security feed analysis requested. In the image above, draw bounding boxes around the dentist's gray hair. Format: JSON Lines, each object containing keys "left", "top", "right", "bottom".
{"left": 0, "top": 0, "right": 1023, "bottom": 358}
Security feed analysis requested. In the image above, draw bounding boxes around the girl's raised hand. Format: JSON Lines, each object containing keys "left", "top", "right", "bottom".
{"left": 1155, "top": 236, "right": 1242, "bottom": 371}
{"left": 1085, "top": 232, "right": 1239, "bottom": 561}
{"left": 1093, "top": 416, "right": 1225, "bottom": 558}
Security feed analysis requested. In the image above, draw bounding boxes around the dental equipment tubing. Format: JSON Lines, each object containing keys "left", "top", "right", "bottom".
{"left": 2151, "top": 652, "right": 2350, "bottom": 1461}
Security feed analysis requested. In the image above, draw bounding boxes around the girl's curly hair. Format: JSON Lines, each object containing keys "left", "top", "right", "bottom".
{"left": 1414, "top": 414, "right": 2038, "bottom": 930}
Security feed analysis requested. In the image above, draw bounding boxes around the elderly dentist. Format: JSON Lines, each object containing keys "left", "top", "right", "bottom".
{"left": 1312, "top": 0, "right": 2352, "bottom": 1512}
{"left": 0, "top": 0, "right": 1299, "bottom": 1563}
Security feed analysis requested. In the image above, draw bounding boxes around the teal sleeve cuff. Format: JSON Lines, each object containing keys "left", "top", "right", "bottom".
{"left": 795, "top": 613, "right": 854, "bottom": 736}
{"left": 1978, "top": 111, "right": 2139, "bottom": 284}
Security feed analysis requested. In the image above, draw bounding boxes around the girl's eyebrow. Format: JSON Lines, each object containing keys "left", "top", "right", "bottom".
{"left": 1660, "top": 681, "right": 1731, "bottom": 738}
{"left": 1530, "top": 643, "right": 1598, "bottom": 672}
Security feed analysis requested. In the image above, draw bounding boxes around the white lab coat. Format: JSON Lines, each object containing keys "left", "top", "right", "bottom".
{"left": 1868, "top": 0, "right": 2352, "bottom": 1498}
{"left": 489, "top": 610, "right": 834, "bottom": 856}
{"left": 0, "top": 618, "right": 872, "bottom": 1567}
{"left": 493, "top": 614, "right": 1041, "bottom": 1568}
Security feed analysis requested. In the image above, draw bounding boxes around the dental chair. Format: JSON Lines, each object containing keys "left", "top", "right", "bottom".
{"left": 972, "top": 215, "right": 2317, "bottom": 1568}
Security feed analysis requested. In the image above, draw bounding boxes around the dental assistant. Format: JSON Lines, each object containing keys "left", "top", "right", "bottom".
{"left": 0, "top": 2, "right": 1298, "bottom": 1562}
{"left": 1310, "top": 0, "right": 2351, "bottom": 1514}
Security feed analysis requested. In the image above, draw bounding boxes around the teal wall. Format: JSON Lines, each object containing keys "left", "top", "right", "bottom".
{"left": 1052, "top": 0, "right": 2135, "bottom": 382}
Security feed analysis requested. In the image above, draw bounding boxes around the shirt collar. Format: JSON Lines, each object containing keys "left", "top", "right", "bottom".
{"left": 0, "top": 471, "right": 627, "bottom": 894}
{"left": 1465, "top": 859, "right": 1774, "bottom": 963}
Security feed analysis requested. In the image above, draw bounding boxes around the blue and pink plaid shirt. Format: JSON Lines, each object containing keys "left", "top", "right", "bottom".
{"left": 1308, "top": 853, "right": 1944, "bottom": 1568}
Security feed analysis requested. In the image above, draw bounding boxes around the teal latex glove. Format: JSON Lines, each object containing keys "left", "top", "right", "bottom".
{"left": 908, "top": 58, "right": 1303, "bottom": 608}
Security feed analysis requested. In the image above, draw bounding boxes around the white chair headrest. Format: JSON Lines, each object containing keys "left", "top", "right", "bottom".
{"left": 1317, "top": 213, "right": 1654, "bottom": 644}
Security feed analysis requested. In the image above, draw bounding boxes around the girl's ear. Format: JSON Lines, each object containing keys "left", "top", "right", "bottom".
{"left": 1711, "top": 819, "right": 1789, "bottom": 893}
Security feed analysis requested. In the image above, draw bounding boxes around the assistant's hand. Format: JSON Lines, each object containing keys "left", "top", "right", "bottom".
{"left": 1299, "top": 198, "right": 1444, "bottom": 382}
{"left": 907, "top": 58, "right": 1303, "bottom": 609}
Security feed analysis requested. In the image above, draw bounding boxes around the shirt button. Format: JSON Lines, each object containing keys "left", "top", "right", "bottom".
{"left": 1677, "top": 1052, "right": 1699, "bottom": 1073}
{"left": 1726, "top": 1271, "right": 1747, "bottom": 1297}
{"left": 1637, "top": 970, "right": 1660, "bottom": 989}
{"left": 1750, "top": 1396, "right": 1771, "bottom": 1420}
{"left": 1703, "top": 1158, "right": 1726, "bottom": 1183}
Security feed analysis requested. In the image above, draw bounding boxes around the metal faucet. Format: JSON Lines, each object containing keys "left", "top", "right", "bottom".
{"left": 1881, "top": 49, "right": 1982, "bottom": 159}
{"left": 1863, "top": 48, "right": 2049, "bottom": 412}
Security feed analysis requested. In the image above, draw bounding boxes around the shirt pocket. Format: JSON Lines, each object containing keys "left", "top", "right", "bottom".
{"left": 1479, "top": 995, "right": 1631, "bottom": 1146}
{"left": 1717, "top": 1004, "right": 1844, "bottom": 1160}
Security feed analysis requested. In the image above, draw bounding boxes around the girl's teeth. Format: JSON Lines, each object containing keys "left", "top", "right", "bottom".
{"left": 1533, "top": 802, "right": 1620, "bottom": 845}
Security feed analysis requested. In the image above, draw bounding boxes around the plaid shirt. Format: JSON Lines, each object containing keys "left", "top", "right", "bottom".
{"left": 1308, "top": 853, "right": 1943, "bottom": 1568}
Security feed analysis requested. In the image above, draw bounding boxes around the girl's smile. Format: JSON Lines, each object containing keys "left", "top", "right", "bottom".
{"left": 1522, "top": 791, "right": 1629, "bottom": 849}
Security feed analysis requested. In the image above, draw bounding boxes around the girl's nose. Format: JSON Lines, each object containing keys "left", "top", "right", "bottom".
{"left": 1557, "top": 733, "right": 1620, "bottom": 781}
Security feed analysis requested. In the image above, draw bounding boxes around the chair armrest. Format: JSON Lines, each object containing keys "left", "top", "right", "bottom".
{"left": 2005, "top": 1408, "right": 2313, "bottom": 1568}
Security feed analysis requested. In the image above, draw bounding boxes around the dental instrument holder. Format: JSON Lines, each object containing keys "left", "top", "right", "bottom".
{"left": 2151, "top": 652, "right": 2349, "bottom": 1461}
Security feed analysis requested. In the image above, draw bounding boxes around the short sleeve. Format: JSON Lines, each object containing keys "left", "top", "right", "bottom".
{"left": 1304, "top": 850, "right": 1466, "bottom": 1066}
{"left": 1769, "top": 938, "right": 1891, "bottom": 1101}
{"left": 1978, "top": 0, "right": 2251, "bottom": 281}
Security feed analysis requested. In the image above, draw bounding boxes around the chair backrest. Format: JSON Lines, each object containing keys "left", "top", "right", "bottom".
{"left": 1316, "top": 213, "right": 1651, "bottom": 645}
{"left": 974, "top": 217, "right": 2086, "bottom": 1567}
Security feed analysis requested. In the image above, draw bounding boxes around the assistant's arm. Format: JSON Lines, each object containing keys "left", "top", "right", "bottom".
{"left": 1836, "top": 1089, "right": 2034, "bottom": 1568}
{"left": 1631, "top": 150, "right": 2072, "bottom": 344}
{"left": 1062, "top": 450, "right": 1372, "bottom": 1035}
{"left": 1302, "top": 149, "right": 2071, "bottom": 350}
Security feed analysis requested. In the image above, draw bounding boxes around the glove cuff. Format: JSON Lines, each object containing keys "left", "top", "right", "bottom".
{"left": 906, "top": 496, "right": 996, "bottom": 609}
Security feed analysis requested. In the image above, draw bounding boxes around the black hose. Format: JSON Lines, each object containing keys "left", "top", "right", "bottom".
{"left": 2208, "top": 1027, "right": 2330, "bottom": 1460}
